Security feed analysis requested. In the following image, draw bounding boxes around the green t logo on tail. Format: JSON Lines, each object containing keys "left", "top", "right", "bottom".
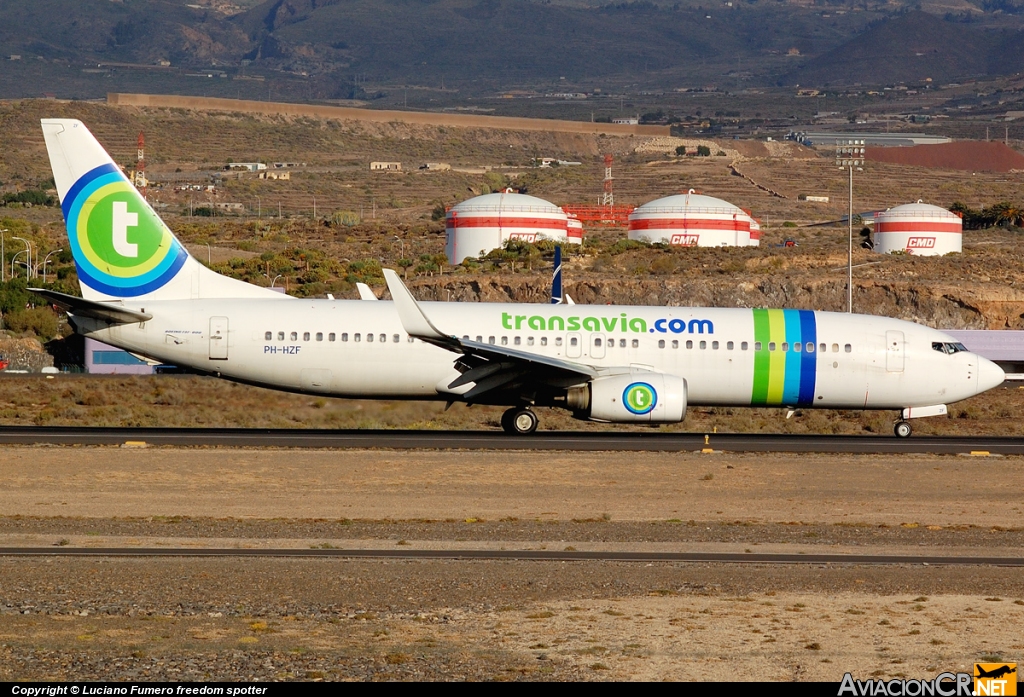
{"left": 63, "top": 164, "right": 187, "bottom": 296}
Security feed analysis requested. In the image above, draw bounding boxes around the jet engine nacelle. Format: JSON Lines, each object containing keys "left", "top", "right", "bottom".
{"left": 567, "top": 372, "right": 687, "bottom": 423}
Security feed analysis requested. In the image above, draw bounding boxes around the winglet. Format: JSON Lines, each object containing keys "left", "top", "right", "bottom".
{"left": 382, "top": 269, "right": 449, "bottom": 342}
{"left": 355, "top": 282, "right": 378, "bottom": 301}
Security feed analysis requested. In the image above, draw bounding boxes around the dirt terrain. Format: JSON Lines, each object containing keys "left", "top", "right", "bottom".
{"left": 867, "top": 142, "right": 1024, "bottom": 173}
{"left": 0, "top": 445, "right": 1021, "bottom": 681}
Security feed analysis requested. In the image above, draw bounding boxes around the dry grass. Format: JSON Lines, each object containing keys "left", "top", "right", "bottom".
{"left": 1, "top": 374, "right": 1021, "bottom": 435}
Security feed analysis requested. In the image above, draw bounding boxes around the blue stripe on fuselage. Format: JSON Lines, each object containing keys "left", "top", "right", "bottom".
{"left": 798, "top": 310, "right": 817, "bottom": 406}
{"left": 782, "top": 310, "right": 803, "bottom": 404}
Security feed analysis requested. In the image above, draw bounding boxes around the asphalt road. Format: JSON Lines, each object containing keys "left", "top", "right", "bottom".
{"left": 2, "top": 547, "right": 1022, "bottom": 566}
{"left": 0, "top": 426, "right": 1022, "bottom": 453}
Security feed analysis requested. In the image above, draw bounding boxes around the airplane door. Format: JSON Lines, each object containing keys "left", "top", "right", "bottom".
{"left": 567, "top": 332, "right": 582, "bottom": 358}
{"left": 885, "top": 330, "right": 904, "bottom": 373}
{"left": 591, "top": 333, "right": 606, "bottom": 359}
{"left": 209, "top": 316, "right": 229, "bottom": 360}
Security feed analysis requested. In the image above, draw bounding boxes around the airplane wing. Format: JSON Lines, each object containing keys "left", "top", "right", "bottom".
{"left": 29, "top": 288, "right": 153, "bottom": 324}
{"left": 382, "top": 270, "right": 597, "bottom": 401}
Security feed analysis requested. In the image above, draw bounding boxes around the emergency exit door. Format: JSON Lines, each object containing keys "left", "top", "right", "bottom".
{"left": 209, "top": 316, "right": 229, "bottom": 360}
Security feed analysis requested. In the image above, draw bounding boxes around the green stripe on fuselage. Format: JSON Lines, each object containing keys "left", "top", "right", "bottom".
{"left": 751, "top": 309, "right": 771, "bottom": 403}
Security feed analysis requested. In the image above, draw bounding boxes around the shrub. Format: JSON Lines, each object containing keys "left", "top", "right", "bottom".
{"left": 650, "top": 256, "right": 676, "bottom": 274}
{"left": 4, "top": 307, "right": 59, "bottom": 339}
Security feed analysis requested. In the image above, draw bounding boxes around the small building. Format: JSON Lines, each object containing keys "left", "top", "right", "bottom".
{"left": 85, "top": 338, "right": 154, "bottom": 375}
{"left": 612, "top": 117, "right": 639, "bottom": 125}
{"left": 536, "top": 158, "right": 582, "bottom": 168}
{"left": 370, "top": 161, "right": 402, "bottom": 172}
{"left": 420, "top": 162, "right": 452, "bottom": 172}
{"left": 874, "top": 201, "right": 962, "bottom": 256}
{"left": 227, "top": 162, "right": 267, "bottom": 172}
{"left": 258, "top": 171, "right": 290, "bottom": 180}
{"left": 215, "top": 202, "right": 246, "bottom": 213}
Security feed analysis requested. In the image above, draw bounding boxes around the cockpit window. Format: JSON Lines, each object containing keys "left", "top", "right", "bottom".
{"left": 932, "top": 342, "right": 968, "bottom": 355}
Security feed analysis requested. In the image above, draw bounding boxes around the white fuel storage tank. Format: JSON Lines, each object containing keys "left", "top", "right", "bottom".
{"left": 874, "top": 201, "right": 962, "bottom": 256}
{"left": 446, "top": 191, "right": 576, "bottom": 264}
{"left": 628, "top": 190, "right": 751, "bottom": 247}
{"left": 747, "top": 217, "right": 761, "bottom": 247}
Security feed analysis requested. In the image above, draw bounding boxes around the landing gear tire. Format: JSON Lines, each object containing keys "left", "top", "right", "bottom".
{"left": 501, "top": 407, "right": 539, "bottom": 435}
{"left": 894, "top": 421, "right": 912, "bottom": 438}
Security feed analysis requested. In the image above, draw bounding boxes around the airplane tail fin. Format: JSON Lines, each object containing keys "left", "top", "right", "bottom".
{"left": 551, "top": 245, "right": 563, "bottom": 305}
{"left": 41, "top": 119, "right": 285, "bottom": 302}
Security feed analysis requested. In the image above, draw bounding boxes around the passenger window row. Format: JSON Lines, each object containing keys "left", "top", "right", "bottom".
{"left": 264, "top": 331, "right": 413, "bottom": 344}
{"left": 654, "top": 340, "right": 853, "bottom": 353}
{"left": 263, "top": 330, "right": 854, "bottom": 354}
{"left": 461, "top": 335, "right": 645, "bottom": 349}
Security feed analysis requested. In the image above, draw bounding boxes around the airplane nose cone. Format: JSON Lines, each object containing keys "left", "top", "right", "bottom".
{"left": 976, "top": 356, "right": 1005, "bottom": 394}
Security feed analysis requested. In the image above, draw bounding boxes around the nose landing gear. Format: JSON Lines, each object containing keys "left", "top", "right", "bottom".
{"left": 501, "top": 407, "right": 539, "bottom": 435}
{"left": 894, "top": 421, "right": 912, "bottom": 438}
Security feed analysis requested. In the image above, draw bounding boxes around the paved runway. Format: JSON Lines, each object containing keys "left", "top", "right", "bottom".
{"left": 0, "top": 426, "right": 1023, "bottom": 453}
{"left": 2, "top": 547, "right": 1023, "bottom": 565}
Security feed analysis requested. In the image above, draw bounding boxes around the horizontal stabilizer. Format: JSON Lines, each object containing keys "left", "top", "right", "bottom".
{"left": 29, "top": 289, "right": 152, "bottom": 324}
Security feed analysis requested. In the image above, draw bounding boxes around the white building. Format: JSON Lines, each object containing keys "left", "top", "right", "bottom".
{"left": 227, "top": 162, "right": 266, "bottom": 172}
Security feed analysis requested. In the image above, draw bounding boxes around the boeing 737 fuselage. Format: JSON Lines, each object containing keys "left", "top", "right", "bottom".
{"left": 35, "top": 119, "right": 1005, "bottom": 436}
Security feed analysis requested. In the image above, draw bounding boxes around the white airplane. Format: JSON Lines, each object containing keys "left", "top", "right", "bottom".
{"left": 35, "top": 119, "right": 1005, "bottom": 437}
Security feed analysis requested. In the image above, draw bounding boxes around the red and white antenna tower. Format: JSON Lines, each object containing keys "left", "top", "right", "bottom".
{"left": 135, "top": 131, "right": 147, "bottom": 197}
{"left": 601, "top": 154, "right": 613, "bottom": 206}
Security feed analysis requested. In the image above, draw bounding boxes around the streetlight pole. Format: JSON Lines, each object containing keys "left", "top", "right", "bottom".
{"left": 271, "top": 274, "right": 282, "bottom": 288}
{"left": 40, "top": 249, "right": 62, "bottom": 284}
{"left": 393, "top": 235, "right": 404, "bottom": 260}
{"left": 11, "top": 250, "right": 26, "bottom": 280}
{"left": 12, "top": 237, "right": 31, "bottom": 279}
{"left": 312, "top": 195, "right": 316, "bottom": 221}
{"left": 835, "top": 140, "right": 865, "bottom": 314}
{"left": 0, "top": 228, "right": 6, "bottom": 283}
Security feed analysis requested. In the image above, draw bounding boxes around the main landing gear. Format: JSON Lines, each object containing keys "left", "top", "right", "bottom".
{"left": 894, "top": 421, "right": 912, "bottom": 438}
{"left": 501, "top": 407, "right": 539, "bottom": 435}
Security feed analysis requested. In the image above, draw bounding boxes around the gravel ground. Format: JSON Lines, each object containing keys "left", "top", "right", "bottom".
{"left": 1, "top": 559, "right": 1022, "bottom": 681}
{"left": 0, "top": 445, "right": 1022, "bottom": 681}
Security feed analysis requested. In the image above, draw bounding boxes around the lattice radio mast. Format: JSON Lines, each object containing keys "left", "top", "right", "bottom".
{"left": 135, "top": 131, "right": 147, "bottom": 198}
{"left": 601, "top": 154, "right": 613, "bottom": 206}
